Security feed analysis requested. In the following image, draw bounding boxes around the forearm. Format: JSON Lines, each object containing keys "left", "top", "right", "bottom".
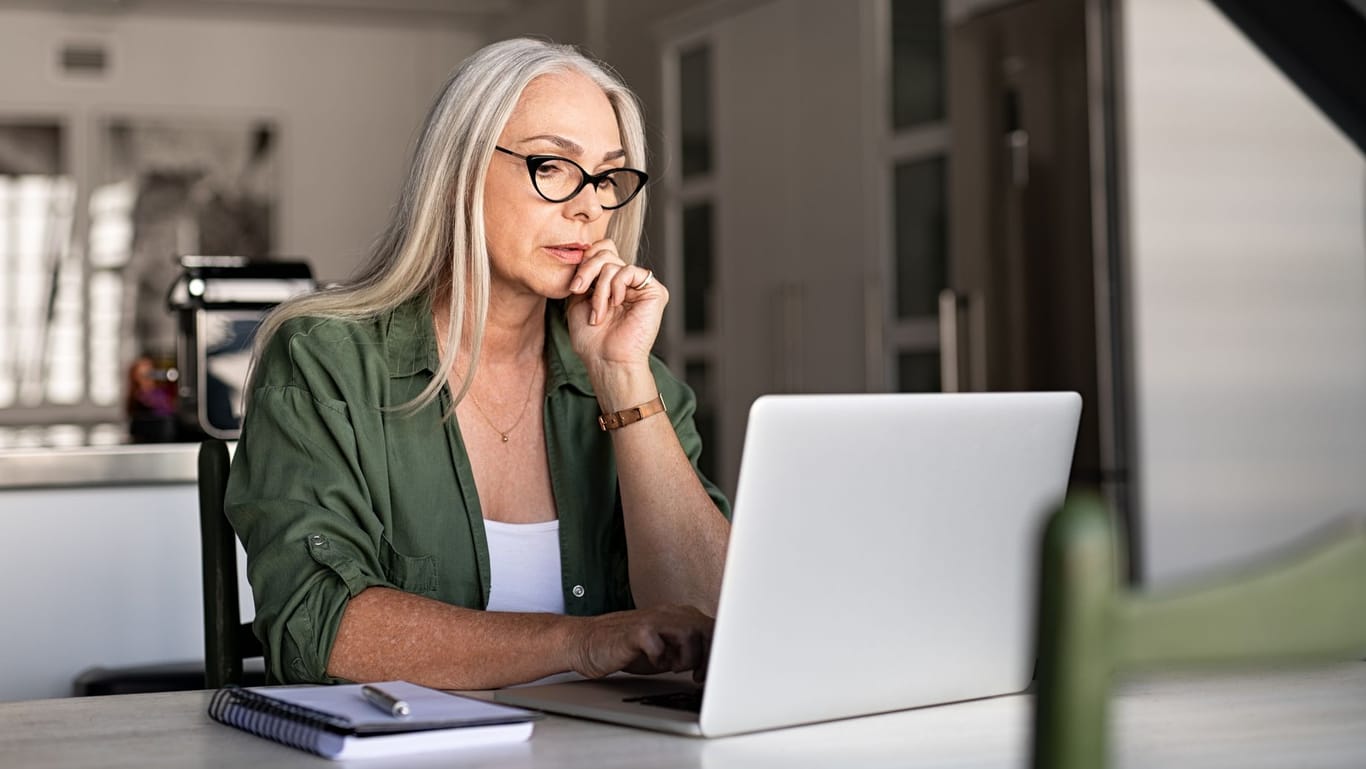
{"left": 595, "top": 366, "right": 731, "bottom": 614}
{"left": 326, "top": 587, "right": 583, "bottom": 689}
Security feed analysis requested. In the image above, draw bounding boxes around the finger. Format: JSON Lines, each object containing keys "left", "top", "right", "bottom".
{"left": 585, "top": 238, "right": 619, "bottom": 264}
{"left": 625, "top": 651, "right": 660, "bottom": 676}
{"left": 693, "top": 632, "right": 710, "bottom": 683}
{"left": 609, "top": 264, "right": 644, "bottom": 308}
{"left": 655, "top": 625, "right": 690, "bottom": 673}
{"left": 685, "top": 627, "right": 707, "bottom": 674}
{"left": 668, "top": 624, "right": 703, "bottom": 674}
{"left": 656, "top": 619, "right": 703, "bottom": 674}
{"left": 591, "top": 263, "right": 622, "bottom": 325}
{"left": 635, "top": 627, "right": 666, "bottom": 668}
{"left": 569, "top": 242, "right": 623, "bottom": 295}
{"left": 627, "top": 267, "right": 655, "bottom": 292}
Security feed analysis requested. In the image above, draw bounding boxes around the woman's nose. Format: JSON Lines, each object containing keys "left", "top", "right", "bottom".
{"left": 564, "top": 183, "right": 606, "bottom": 221}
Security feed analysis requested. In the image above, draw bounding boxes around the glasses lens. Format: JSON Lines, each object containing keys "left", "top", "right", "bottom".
{"left": 532, "top": 158, "right": 582, "bottom": 202}
{"left": 596, "top": 169, "right": 644, "bottom": 208}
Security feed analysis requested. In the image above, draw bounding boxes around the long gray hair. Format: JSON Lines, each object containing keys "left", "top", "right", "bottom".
{"left": 252, "top": 38, "right": 648, "bottom": 412}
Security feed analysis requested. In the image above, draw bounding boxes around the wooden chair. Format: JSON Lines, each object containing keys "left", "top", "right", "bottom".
{"left": 198, "top": 439, "right": 265, "bottom": 688}
{"left": 1032, "top": 493, "right": 1366, "bottom": 769}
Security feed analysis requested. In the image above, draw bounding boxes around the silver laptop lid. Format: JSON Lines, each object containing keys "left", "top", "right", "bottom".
{"left": 699, "top": 392, "right": 1081, "bottom": 736}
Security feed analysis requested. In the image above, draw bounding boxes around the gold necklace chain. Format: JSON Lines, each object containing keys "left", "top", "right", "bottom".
{"left": 466, "top": 361, "right": 540, "bottom": 443}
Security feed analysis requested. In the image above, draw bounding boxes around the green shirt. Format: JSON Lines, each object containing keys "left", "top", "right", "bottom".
{"left": 225, "top": 296, "right": 729, "bottom": 684}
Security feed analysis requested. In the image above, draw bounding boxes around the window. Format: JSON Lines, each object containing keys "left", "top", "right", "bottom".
{"left": 663, "top": 40, "right": 722, "bottom": 481}
{"left": 0, "top": 114, "right": 277, "bottom": 446}
{"left": 681, "top": 202, "right": 715, "bottom": 334}
{"left": 893, "top": 155, "right": 947, "bottom": 319}
{"left": 679, "top": 46, "right": 714, "bottom": 179}
{"left": 0, "top": 121, "right": 81, "bottom": 416}
{"left": 884, "top": 0, "right": 949, "bottom": 392}
{"left": 891, "top": 0, "right": 945, "bottom": 128}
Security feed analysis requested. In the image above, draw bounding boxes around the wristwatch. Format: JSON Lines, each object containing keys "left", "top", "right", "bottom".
{"left": 598, "top": 394, "right": 667, "bottom": 431}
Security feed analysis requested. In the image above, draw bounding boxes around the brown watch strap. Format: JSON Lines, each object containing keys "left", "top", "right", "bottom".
{"left": 598, "top": 393, "right": 667, "bottom": 431}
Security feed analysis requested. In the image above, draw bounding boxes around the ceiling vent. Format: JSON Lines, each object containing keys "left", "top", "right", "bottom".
{"left": 59, "top": 43, "right": 109, "bottom": 78}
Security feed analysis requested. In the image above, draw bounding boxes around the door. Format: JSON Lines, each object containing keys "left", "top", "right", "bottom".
{"left": 948, "top": 0, "right": 1134, "bottom": 567}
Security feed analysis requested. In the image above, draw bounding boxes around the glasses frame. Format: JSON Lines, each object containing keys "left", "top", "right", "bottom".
{"left": 494, "top": 146, "right": 648, "bottom": 210}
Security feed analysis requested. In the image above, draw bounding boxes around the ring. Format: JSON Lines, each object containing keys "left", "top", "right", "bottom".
{"left": 632, "top": 270, "right": 654, "bottom": 290}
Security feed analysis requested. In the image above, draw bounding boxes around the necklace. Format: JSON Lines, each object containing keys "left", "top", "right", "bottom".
{"left": 466, "top": 361, "right": 540, "bottom": 443}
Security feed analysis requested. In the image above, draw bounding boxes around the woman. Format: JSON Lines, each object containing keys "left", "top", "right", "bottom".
{"left": 226, "top": 38, "right": 730, "bottom": 689}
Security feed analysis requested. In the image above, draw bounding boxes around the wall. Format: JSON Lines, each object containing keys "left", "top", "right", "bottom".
{"left": 1123, "top": 0, "right": 1366, "bottom": 582}
{"left": 0, "top": 7, "right": 483, "bottom": 282}
{"left": 706, "top": 0, "right": 875, "bottom": 491}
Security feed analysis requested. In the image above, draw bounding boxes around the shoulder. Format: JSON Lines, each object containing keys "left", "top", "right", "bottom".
{"left": 252, "top": 310, "right": 394, "bottom": 392}
{"left": 276, "top": 314, "right": 382, "bottom": 353}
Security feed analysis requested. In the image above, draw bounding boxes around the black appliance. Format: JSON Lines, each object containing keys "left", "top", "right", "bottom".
{"left": 167, "top": 256, "right": 313, "bottom": 440}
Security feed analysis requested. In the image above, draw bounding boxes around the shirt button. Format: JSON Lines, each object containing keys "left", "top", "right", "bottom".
{"left": 308, "top": 534, "right": 328, "bottom": 548}
{"left": 572, "top": 585, "right": 585, "bottom": 598}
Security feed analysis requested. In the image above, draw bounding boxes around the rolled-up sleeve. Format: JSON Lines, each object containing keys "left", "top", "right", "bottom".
{"left": 225, "top": 325, "right": 394, "bottom": 684}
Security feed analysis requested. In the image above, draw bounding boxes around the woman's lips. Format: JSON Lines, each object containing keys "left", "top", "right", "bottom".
{"left": 545, "top": 244, "right": 588, "bottom": 264}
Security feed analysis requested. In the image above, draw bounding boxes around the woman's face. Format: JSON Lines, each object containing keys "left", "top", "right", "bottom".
{"left": 484, "top": 70, "right": 625, "bottom": 300}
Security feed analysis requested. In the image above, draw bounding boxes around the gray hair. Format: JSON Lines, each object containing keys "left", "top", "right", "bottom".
{"left": 251, "top": 38, "right": 648, "bottom": 412}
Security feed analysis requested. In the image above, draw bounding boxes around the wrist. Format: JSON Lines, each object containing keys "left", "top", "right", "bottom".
{"left": 558, "top": 615, "right": 598, "bottom": 678}
{"left": 588, "top": 363, "right": 656, "bottom": 412}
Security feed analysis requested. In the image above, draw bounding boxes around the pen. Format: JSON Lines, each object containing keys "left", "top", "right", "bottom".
{"left": 361, "top": 684, "right": 411, "bottom": 717}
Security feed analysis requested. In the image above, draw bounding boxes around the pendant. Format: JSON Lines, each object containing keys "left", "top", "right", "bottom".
{"left": 501, "top": 433, "right": 509, "bottom": 443}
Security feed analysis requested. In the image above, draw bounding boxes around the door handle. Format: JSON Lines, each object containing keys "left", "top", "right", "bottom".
{"left": 939, "top": 289, "right": 961, "bottom": 393}
{"left": 1008, "top": 129, "right": 1029, "bottom": 188}
{"left": 939, "top": 289, "right": 987, "bottom": 393}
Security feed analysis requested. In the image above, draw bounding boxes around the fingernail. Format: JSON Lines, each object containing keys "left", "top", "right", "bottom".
{"left": 570, "top": 276, "right": 584, "bottom": 292}
{"left": 590, "top": 309, "right": 598, "bottom": 325}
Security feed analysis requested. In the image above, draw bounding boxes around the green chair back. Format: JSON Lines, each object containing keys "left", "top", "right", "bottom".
{"left": 1031, "top": 493, "right": 1366, "bottom": 769}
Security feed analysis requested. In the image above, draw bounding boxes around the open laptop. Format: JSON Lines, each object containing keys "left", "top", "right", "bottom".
{"left": 495, "top": 392, "right": 1082, "bottom": 737}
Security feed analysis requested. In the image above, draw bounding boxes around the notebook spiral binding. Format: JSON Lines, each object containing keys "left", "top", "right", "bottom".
{"left": 208, "top": 685, "right": 352, "bottom": 756}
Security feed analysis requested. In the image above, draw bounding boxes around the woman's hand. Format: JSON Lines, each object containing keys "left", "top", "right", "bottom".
{"left": 568, "top": 605, "right": 713, "bottom": 683}
{"left": 565, "top": 238, "right": 667, "bottom": 375}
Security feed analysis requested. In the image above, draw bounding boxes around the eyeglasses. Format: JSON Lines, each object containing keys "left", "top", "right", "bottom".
{"left": 494, "top": 146, "right": 648, "bottom": 210}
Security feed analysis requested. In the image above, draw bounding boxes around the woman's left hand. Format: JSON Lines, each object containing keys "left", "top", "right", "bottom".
{"left": 565, "top": 238, "right": 667, "bottom": 373}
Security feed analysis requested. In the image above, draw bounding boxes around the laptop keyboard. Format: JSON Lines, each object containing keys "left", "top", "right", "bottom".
{"left": 623, "top": 689, "right": 704, "bottom": 713}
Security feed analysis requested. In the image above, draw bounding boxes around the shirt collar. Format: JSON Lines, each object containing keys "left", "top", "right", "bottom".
{"left": 383, "top": 295, "right": 439, "bottom": 378}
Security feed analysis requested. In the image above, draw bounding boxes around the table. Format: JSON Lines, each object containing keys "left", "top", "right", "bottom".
{"left": 2, "top": 665, "right": 1364, "bottom": 768}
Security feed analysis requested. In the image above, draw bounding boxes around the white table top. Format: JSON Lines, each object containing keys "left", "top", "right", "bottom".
{"left": 2, "top": 664, "right": 1363, "bottom": 768}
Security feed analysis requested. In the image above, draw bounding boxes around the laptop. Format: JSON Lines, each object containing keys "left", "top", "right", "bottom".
{"left": 495, "top": 392, "right": 1082, "bottom": 737}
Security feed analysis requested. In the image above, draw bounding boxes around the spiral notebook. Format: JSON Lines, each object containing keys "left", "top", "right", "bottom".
{"left": 207, "top": 680, "right": 541, "bottom": 760}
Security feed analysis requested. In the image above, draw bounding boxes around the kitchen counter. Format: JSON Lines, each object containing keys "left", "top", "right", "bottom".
{"left": 0, "top": 442, "right": 203, "bottom": 489}
{"left": 0, "top": 439, "right": 249, "bottom": 700}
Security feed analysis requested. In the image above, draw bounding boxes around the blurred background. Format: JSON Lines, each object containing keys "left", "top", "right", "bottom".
{"left": 0, "top": 0, "right": 1363, "bottom": 699}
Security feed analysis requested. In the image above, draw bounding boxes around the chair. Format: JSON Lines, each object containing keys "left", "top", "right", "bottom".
{"left": 1032, "top": 493, "right": 1366, "bottom": 769}
{"left": 198, "top": 439, "right": 265, "bottom": 688}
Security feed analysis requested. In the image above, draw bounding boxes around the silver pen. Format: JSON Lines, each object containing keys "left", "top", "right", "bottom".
{"left": 361, "top": 684, "right": 411, "bottom": 717}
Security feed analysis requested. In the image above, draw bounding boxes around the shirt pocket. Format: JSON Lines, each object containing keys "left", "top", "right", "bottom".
{"left": 378, "top": 538, "right": 439, "bottom": 597}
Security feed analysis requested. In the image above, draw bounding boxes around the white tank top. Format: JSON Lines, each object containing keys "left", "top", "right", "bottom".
{"left": 482, "top": 519, "right": 566, "bottom": 614}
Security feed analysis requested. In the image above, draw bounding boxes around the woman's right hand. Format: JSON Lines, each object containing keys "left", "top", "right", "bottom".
{"left": 567, "top": 605, "right": 713, "bottom": 683}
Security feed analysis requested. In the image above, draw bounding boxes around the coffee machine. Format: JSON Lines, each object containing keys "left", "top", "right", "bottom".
{"left": 167, "top": 255, "right": 313, "bottom": 440}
